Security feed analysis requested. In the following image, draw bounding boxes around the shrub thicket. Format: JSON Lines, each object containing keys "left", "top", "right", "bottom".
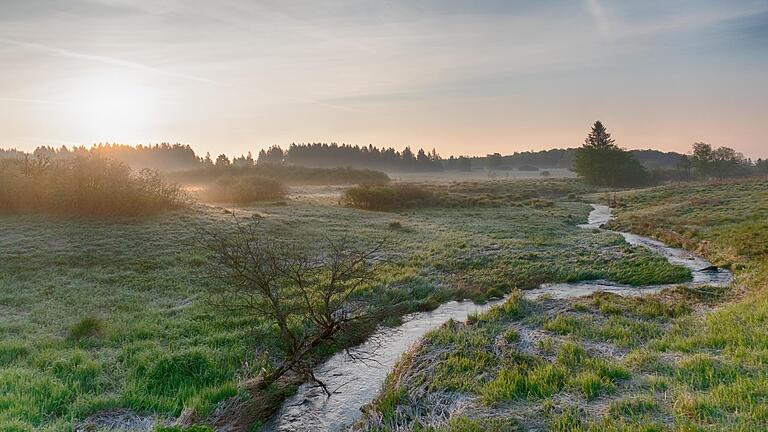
{"left": 0, "top": 156, "right": 186, "bottom": 217}
{"left": 201, "top": 175, "right": 287, "bottom": 204}
{"left": 341, "top": 183, "right": 436, "bottom": 211}
{"left": 168, "top": 164, "right": 390, "bottom": 186}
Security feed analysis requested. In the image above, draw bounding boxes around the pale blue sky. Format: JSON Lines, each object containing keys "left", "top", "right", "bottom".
{"left": 1, "top": 0, "right": 767, "bottom": 157}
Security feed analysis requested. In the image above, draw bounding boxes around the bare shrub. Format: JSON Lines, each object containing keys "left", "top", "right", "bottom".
{"left": 198, "top": 216, "right": 387, "bottom": 393}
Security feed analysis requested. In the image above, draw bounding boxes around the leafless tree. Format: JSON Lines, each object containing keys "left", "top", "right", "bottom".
{"left": 198, "top": 214, "right": 387, "bottom": 395}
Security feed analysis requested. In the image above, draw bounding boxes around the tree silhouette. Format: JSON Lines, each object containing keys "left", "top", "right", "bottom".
{"left": 583, "top": 120, "right": 616, "bottom": 150}
{"left": 198, "top": 216, "right": 387, "bottom": 394}
{"left": 574, "top": 121, "right": 649, "bottom": 187}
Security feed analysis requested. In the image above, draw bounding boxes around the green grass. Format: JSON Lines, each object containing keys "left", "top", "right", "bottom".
{"left": 360, "top": 178, "right": 768, "bottom": 431}
{"left": 437, "top": 417, "right": 518, "bottom": 432}
{"left": 543, "top": 313, "right": 663, "bottom": 348}
{"left": 606, "top": 179, "right": 768, "bottom": 429}
{"left": 67, "top": 316, "right": 105, "bottom": 341}
{"left": 481, "top": 363, "right": 568, "bottom": 403}
{"left": 0, "top": 180, "right": 693, "bottom": 430}
{"left": 608, "top": 396, "right": 659, "bottom": 418}
{"left": 568, "top": 371, "right": 614, "bottom": 400}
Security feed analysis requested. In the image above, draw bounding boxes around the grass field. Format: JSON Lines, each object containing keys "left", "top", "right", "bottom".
{"left": 356, "top": 178, "right": 768, "bottom": 431}
{"left": 0, "top": 180, "right": 691, "bottom": 431}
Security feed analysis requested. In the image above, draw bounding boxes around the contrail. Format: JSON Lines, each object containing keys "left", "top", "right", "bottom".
{"left": 0, "top": 36, "right": 222, "bottom": 86}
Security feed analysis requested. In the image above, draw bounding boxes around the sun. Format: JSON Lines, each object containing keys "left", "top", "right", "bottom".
{"left": 60, "top": 72, "right": 158, "bottom": 143}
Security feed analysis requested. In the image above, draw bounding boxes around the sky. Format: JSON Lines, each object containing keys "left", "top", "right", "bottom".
{"left": 1, "top": 0, "right": 767, "bottom": 158}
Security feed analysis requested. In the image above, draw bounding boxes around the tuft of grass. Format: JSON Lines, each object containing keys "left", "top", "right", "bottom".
{"left": 549, "top": 406, "right": 584, "bottom": 432}
{"left": 376, "top": 386, "right": 408, "bottom": 422}
{"left": 675, "top": 354, "right": 739, "bottom": 391}
{"left": 478, "top": 291, "right": 527, "bottom": 322}
{"left": 502, "top": 329, "right": 519, "bottom": 343}
{"left": 0, "top": 340, "right": 29, "bottom": 366}
{"left": 526, "top": 364, "right": 568, "bottom": 398}
{"left": 155, "top": 426, "right": 215, "bottom": 432}
{"left": 569, "top": 371, "right": 614, "bottom": 400}
{"left": 609, "top": 396, "right": 659, "bottom": 418}
{"left": 556, "top": 342, "right": 587, "bottom": 369}
{"left": 481, "top": 363, "right": 567, "bottom": 404}
{"left": 432, "top": 352, "right": 496, "bottom": 393}
{"left": 544, "top": 314, "right": 661, "bottom": 348}
{"left": 585, "top": 358, "right": 631, "bottom": 381}
{"left": 68, "top": 316, "right": 105, "bottom": 340}
{"left": 440, "top": 416, "right": 518, "bottom": 432}
{"left": 0, "top": 368, "right": 71, "bottom": 425}
{"left": 132, "top": 348, "right": 227, "bottom": 398}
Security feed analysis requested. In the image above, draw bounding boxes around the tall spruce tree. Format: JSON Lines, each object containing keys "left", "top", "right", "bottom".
{"left": 583, "top": 120, "right": 616, "bottom": 149}
{"left": 574, "top": 121, "right": 649, "bottom": 187}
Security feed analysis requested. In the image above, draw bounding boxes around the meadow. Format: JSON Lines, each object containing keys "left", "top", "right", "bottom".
{"left": 356, "top": 178, "right": 768, "bottom": 431}
{"left": 0, "top": 178, "right": 691, "bottom": 431}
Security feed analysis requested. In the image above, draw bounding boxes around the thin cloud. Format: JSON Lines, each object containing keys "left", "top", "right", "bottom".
{"left": 0, "top": 36, "right": 222, "bottom": 85}
{"left": 584, "top": 0, "right": 613, "bottom": 40}
{"left": 0, "top": 97, "right": 65, "bottom": 105}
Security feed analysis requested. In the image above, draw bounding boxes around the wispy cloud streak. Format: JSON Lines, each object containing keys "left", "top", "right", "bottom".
{"left": 0, "top": 96, "right": 65, "bottom": 105}
{"left": 0, "top": 36, "right": 221, "bottom": 85}
{"left": 584, "top": 0, "right": 613, "bottom": 40}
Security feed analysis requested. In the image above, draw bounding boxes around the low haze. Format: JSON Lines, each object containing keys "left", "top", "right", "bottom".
{"left": 4, "top": 3, "right": 768, "bottom": 431}
{"left": 1, "top": 0, "right": 767, "bottom": 157}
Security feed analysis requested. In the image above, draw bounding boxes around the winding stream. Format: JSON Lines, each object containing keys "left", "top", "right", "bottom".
{"left": 263, "top": 204, "right": 731, "bottom": 431}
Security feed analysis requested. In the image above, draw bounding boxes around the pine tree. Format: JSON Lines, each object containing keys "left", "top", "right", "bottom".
{"left": 574, "top": 121, "right": 648, "bottom": 187}
{"left": 257, "top": 149, "right": 267, "bottom": 165}
{"left": 583, "top": 120, "right": 616, "bottom": 150}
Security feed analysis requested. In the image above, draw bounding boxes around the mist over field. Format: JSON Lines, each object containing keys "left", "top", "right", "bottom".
{"left": 2, "top": 1, "right": 768, "bottom": 431}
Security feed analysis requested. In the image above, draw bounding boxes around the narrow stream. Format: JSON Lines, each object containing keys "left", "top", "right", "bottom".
{"left": 263, "top": 205, "right": 732, "bottom": 431}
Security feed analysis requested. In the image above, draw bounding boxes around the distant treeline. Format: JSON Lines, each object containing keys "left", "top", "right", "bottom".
{"left": 2, "top": 142, "right": 765, "bottom": 177}
{"left": 262, "top": 143, "right": 691, "bottom": 173}
{"left": 0, "top": 143, "right": 200, "bottom": 171}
